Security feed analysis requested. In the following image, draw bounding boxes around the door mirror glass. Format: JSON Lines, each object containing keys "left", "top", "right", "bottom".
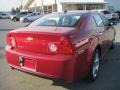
{"left": 108, "top": 21, "right": 118, "bottom": 26}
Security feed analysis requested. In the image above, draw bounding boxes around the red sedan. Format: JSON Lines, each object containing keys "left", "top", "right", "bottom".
{"left": 6, "top": 11, "right": 116, "bottom": 82}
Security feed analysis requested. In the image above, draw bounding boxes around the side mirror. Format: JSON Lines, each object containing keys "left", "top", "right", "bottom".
{"left": 108, "top": 21, "right": 117, "bottom": 26}
{"left": 109, "top": 22, "right": 114, "bottom": 26}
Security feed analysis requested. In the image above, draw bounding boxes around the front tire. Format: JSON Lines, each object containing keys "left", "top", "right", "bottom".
{"left": 110, "top": 28, "right": 116, "bottom": 49}
{"left": 10, "top": 66, "right": 15, "bottom": 70}
{"left": 89, "top": 49, "right": 101, "bottom": 81}
{"left": 24, "top": 18, "right": 28, "bottom": 22}
{"left": 110, "top": 39, "right": 115, "bottom": 49}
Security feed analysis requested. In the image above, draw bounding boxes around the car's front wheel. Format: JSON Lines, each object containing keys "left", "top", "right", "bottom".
{"left": 89, "top": 49, "right": 101, "bottom": 81}
{"left": 110, "top": 29, "right": 116, "bottom": 49}
{"left": 110, "top": 39, "right": 115, "bottom": 49}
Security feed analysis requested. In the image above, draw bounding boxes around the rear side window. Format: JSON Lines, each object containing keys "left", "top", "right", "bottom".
{"left": 92, "top": 14, "right": 104, "bottom": 27}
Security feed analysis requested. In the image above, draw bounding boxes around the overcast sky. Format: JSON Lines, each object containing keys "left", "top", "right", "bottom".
{"left": 0, "top": 0, "right": 26, "bottom": 11}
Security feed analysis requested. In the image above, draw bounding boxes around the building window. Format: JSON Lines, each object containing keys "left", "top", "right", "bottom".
{"left": 86, "top": 4, "right": 104, "bottom": 10}
{"left": 62, "top": 4, "right": 105, "bottom": 11}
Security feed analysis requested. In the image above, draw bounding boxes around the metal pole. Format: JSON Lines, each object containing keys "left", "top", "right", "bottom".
{"left": 20, "top": 0, "right": 22, "bottom": 9}
{"left": 55, "top": 0, "right": 56, "bottom": 4}
{"left": 53, "top": 0, "right": 57, "bottom": 12}
{"left": 84, "top": 4, "right": 86, "bottom": 10}
{"left": 41, "top": 0, "right": 44, "bottom": 14}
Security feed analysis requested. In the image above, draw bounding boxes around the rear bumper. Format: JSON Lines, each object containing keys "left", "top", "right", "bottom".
{"left": 6, "top": 46, "right": 78, "bottom": 82}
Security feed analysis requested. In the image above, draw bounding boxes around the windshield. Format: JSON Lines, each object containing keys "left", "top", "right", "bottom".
{"left": 29, "top": 13, "right": 81, "bottom": 27}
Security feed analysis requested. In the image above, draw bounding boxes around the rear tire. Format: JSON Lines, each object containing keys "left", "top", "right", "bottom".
{"left": 89, "top": 49, "right": 101, "bottom": 81}
{"left": 24, "top": 18, "right": 28, "bottom": 22}
{"left": 13, "top": 17, "right": 18, "bottom": 21}
{"left": 10, "top": 67, "right": 15, "bottom": 70}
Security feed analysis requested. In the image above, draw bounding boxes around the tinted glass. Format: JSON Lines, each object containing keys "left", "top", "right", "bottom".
{"left": 92, "top": 17, "right": 97, "bottom": 27}
{"left": 102, "top": 11, "right": 111, "bottom": 14}
{"left": 29, "top": 13, "right": 81, "bottom": 27}
{"left": 2, "top": 14, "right": 6, "bottom": 16}
{"left": 92, "top": 14, "right": 104, "bottom": 27}
{"left": 30, "top": 13, "right": 35, "bottom": 16}
{"left": 21, "top": 12, "right": 27, "bottom": 15}
{"left": 100, "top": 15, "right": 109, "bottom": 26}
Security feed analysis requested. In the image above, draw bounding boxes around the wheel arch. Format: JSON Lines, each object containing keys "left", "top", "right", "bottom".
{"left": 95, "top": 45, "right": 101, "bottom": 57}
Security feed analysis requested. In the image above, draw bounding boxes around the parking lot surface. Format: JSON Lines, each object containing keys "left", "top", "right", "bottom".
{"left": 0, "top": 19, "right": 120, "bottom": 90}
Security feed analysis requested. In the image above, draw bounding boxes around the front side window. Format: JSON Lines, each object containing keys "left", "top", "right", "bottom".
{"left": 37, "top": 13, "right": 40, "bottom": 15}
{"left": 92, "top": 17, "right": 97, "bottom": 27}
{"left": 29, "top": 13, "right": 35, "bottom": 16}
{"left": 92, "top": 14, "right": 104, "bottom": 27}
{"left": 100, "top": 15, "right": 109, "bottom": 26}
{"left": 29, "top": 13, "right": 81, "bottom": 27}
{"left": 21, "top": 12, "right": 27, "bottom": 15}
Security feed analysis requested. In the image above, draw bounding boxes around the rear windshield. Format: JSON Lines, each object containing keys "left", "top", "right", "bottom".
{"left": 29, "top": 13, "right": 81, "bottom": 27}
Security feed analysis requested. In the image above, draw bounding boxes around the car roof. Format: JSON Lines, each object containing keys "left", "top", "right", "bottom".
{"left": 49, "top": 10, "right": 91, "bottom": 16}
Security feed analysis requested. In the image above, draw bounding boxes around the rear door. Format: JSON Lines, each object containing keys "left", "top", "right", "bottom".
{"left": 92, "top": 14, "right": 109, "bottom": 55}
{"left": 101, "top": 15, "right": 115, "bottom": 47}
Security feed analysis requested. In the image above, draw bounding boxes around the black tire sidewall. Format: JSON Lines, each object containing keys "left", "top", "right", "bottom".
{"left": 13, "top": 17, "right": 17, "bottom": 21}
{"left": 89, "top": 49, "right": 101, "bottom": 81}
{"left": 24, "top": 18, "right": 28, "bottom": 22}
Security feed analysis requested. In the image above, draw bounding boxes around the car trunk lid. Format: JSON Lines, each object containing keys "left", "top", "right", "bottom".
{"left": 8, "top": 26, "right": 75, "bottom": 54}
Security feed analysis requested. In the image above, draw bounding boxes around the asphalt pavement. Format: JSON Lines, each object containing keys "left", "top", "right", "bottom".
{"left": 0, "top": 19, "right": 120, "bottom": 90}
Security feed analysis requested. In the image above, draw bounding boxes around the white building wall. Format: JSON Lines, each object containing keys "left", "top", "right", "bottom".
{"left": 24, "top": 0, "right": 120, "bottom": 13}
{"left": 30, "top": 0, "right": 58, "bottom": 8}
{"left": 59, "top": 0, "right": 106, "bottom": 4}
{"left": 57, "top": 2, "right": 62, "bottom": 12}
{"left": 29, "top": 0, "right": 63, "bottom": 12}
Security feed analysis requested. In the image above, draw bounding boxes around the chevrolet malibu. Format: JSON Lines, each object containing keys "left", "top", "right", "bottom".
{"left": 6, "top": 11, "right": 116, "bottom": 82}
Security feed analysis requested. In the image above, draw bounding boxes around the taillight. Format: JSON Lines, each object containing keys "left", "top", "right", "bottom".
{"left": 11, "top": 37, "right": 16, "bottom": 47}
{"left": 58, "top": 36, "right": 73, "bottom": 54}
{"left": 48, "top": 43, "right": 58, "bottom": 53}
{"left": 48, "top": 36, "right": 73, "bottom": 54}
{"left": 7, "top": 34, "right": 16, "bottom": 47}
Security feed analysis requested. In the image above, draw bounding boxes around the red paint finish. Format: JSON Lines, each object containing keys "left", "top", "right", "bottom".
{"left": 5, "top": 11, "right": 115, "bottom": 82}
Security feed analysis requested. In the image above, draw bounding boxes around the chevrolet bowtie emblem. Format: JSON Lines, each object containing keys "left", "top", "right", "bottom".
{"left": 27, "top": 37, "right": 33, "bottom": 41}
